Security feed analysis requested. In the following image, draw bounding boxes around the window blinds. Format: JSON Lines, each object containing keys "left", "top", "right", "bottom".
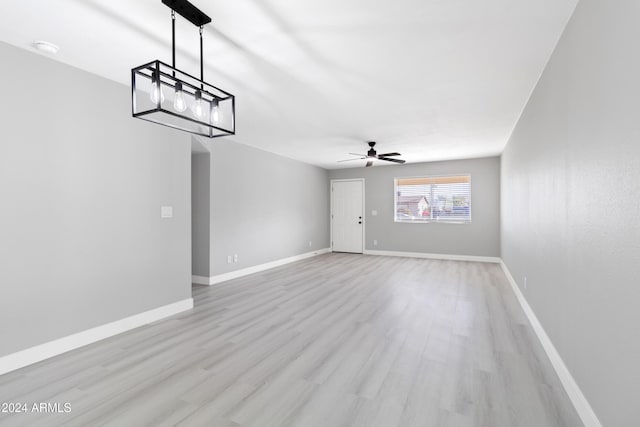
{"left": 394, "top": 175, "right": 471, "bottom": 223}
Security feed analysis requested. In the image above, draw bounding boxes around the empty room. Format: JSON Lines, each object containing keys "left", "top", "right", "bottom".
{"left": 0, "top": 0, "right": 637, "bottom": 426}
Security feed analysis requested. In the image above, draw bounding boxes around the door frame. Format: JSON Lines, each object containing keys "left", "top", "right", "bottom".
{"left": 330, "top": 178, "right": 365, "bottom": 254}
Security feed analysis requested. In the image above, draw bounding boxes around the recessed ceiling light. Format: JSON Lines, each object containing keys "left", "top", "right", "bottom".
{"left": 33, "top": 41, "right": 59, "bottom": 55}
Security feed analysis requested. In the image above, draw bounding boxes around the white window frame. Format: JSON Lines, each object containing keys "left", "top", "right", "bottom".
{"left": 393, "top": 174, "right": 472, "bottom": 224}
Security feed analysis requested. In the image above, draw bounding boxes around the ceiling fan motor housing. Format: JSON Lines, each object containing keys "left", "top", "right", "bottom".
{"left": 367, "top": 141, "right": 377, "bottom": 157}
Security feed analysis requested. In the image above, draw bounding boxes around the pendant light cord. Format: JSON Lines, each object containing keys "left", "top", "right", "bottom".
{"left": 171, "top": 10, "right": 176, "bottom": 74}
{"left": 199, "top": 26, "right": 204, "bottom": 89}
{"left": 171, "top": 9, "right": 204, "bottom": 86}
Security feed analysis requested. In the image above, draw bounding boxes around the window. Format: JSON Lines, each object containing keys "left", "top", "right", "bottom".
{"left": 394, "top": 175, "right": 471, "bottom": 223}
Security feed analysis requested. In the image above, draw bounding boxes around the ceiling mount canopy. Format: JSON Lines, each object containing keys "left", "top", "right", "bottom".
{"left": 161, "top": 0, "right": 211, "bottom": 26}
{"left": 131, "top": 0, "right": 235, "bottom": 138}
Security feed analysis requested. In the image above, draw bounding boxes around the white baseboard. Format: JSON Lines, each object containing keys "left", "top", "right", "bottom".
{"left": 0, "top": 298, "right": 194, "bottom": 376}
{"left": 194, "top": 248, "right": 331, "bottom": 286}
{"left": 191, "top": 275, "right": 211, "bottom": 285}
{"left": 363, "top": 249, "right": 500, "bottom": 263}
{"left": 499, "top": 261, "right": 601, "bottom": 427}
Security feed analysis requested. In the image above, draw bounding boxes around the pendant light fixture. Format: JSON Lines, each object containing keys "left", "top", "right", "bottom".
{"left": 131, "top": 0, "right": 235, "bottom": 138}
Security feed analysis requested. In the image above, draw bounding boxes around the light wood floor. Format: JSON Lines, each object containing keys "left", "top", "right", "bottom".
{"left": 0, "top": 254, "right": 582, "bottom": 427}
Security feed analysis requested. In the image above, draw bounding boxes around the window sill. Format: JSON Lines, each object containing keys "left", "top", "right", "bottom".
{"left": 394, "top": 219, "right": 472, "bottom": 224}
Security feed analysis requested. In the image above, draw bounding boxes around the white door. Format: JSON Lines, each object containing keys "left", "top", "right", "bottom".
{"left": 331, "top": 179, "right": 364, "bottom": 253}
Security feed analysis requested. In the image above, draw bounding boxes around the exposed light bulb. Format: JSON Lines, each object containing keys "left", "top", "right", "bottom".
{"left": 150, "top": 74, "right": 164, "bottom": 105}
{"left": 173, "top": 82, "right": 187, "bottom": 112}
{"left": 211, "top": 99, "right": 222, "bottom": 123}
{"left": 194, "top": 90, "right": 205, "bottom": 119}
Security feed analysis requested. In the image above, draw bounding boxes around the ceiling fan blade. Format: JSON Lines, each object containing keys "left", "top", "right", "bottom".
{"left": 379, "top": 157, "right": 406, "bottom": 164}
{"left": 337, "top": 157, "right": 366, "bottom": 162}
{"left": 377, "top": 152, "right": 401, "bottom": 157}
{"left": 349, "top": 153, "right": 367, "bottom": 157}
{"left": 365, "top": 160, "right": 373, "bottom": 167}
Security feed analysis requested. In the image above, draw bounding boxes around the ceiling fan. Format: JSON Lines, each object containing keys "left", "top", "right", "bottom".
{"left": 338, "top": 141, "right": 406, "bottom": 167}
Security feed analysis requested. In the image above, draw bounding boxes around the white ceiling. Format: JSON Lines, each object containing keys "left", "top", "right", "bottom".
{"left": 0, "top": 0, "right": 577, "bottom": 169}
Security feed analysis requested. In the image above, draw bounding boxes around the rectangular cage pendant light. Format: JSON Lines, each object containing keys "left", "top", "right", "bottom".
{"left": 131, "top": 0, "right": 235, "bottom": 138}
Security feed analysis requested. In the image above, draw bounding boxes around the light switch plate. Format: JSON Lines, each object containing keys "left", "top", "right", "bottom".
{"left": 161, "top": 206, "right": 173, "bottom": 218}
{"left": 371, "top": 210, "right": 378, "bottom": 216}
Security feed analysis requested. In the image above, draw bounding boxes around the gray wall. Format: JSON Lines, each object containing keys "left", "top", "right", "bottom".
{"left": 208, "top": 140, "right": 330, "bottom": 275}
{"left": 0, "top": 42, "right": 191, "bottom": 357}
{"left": 501, "top": 1, "right": 640, "bottom": 425}
{"left": 191, "top": 154, "right": 210, "bottom": 277}
{"left": 330, "top": 157, "right": 500, "bottom": 257}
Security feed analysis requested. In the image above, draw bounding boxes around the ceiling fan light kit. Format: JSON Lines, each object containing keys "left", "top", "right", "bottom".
{"left": 131, "top": 0, "right": 235, "bottom": 138}
{"left": 338, "top": 141, "right": 406, "bottom": 167}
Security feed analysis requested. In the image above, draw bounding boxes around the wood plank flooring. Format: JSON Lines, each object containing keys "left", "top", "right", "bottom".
{"left": 0, "top": 254, "right": 582, "bottom": 426}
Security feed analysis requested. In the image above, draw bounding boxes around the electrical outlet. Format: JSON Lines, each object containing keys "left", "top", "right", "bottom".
{"left": 234, "top": 254, "right": 238, "bottom": 263}
{"left": 309, "top": 240, "right": 312, "bottom": 247}
{"left": 373, "top": 239, "right": 378, "bottom": 246}
{"left": 524, "top": 276, "right": 528, "bottom": 290}
{"left": 227, "top": 255, "right": 232, "bottom": 264}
